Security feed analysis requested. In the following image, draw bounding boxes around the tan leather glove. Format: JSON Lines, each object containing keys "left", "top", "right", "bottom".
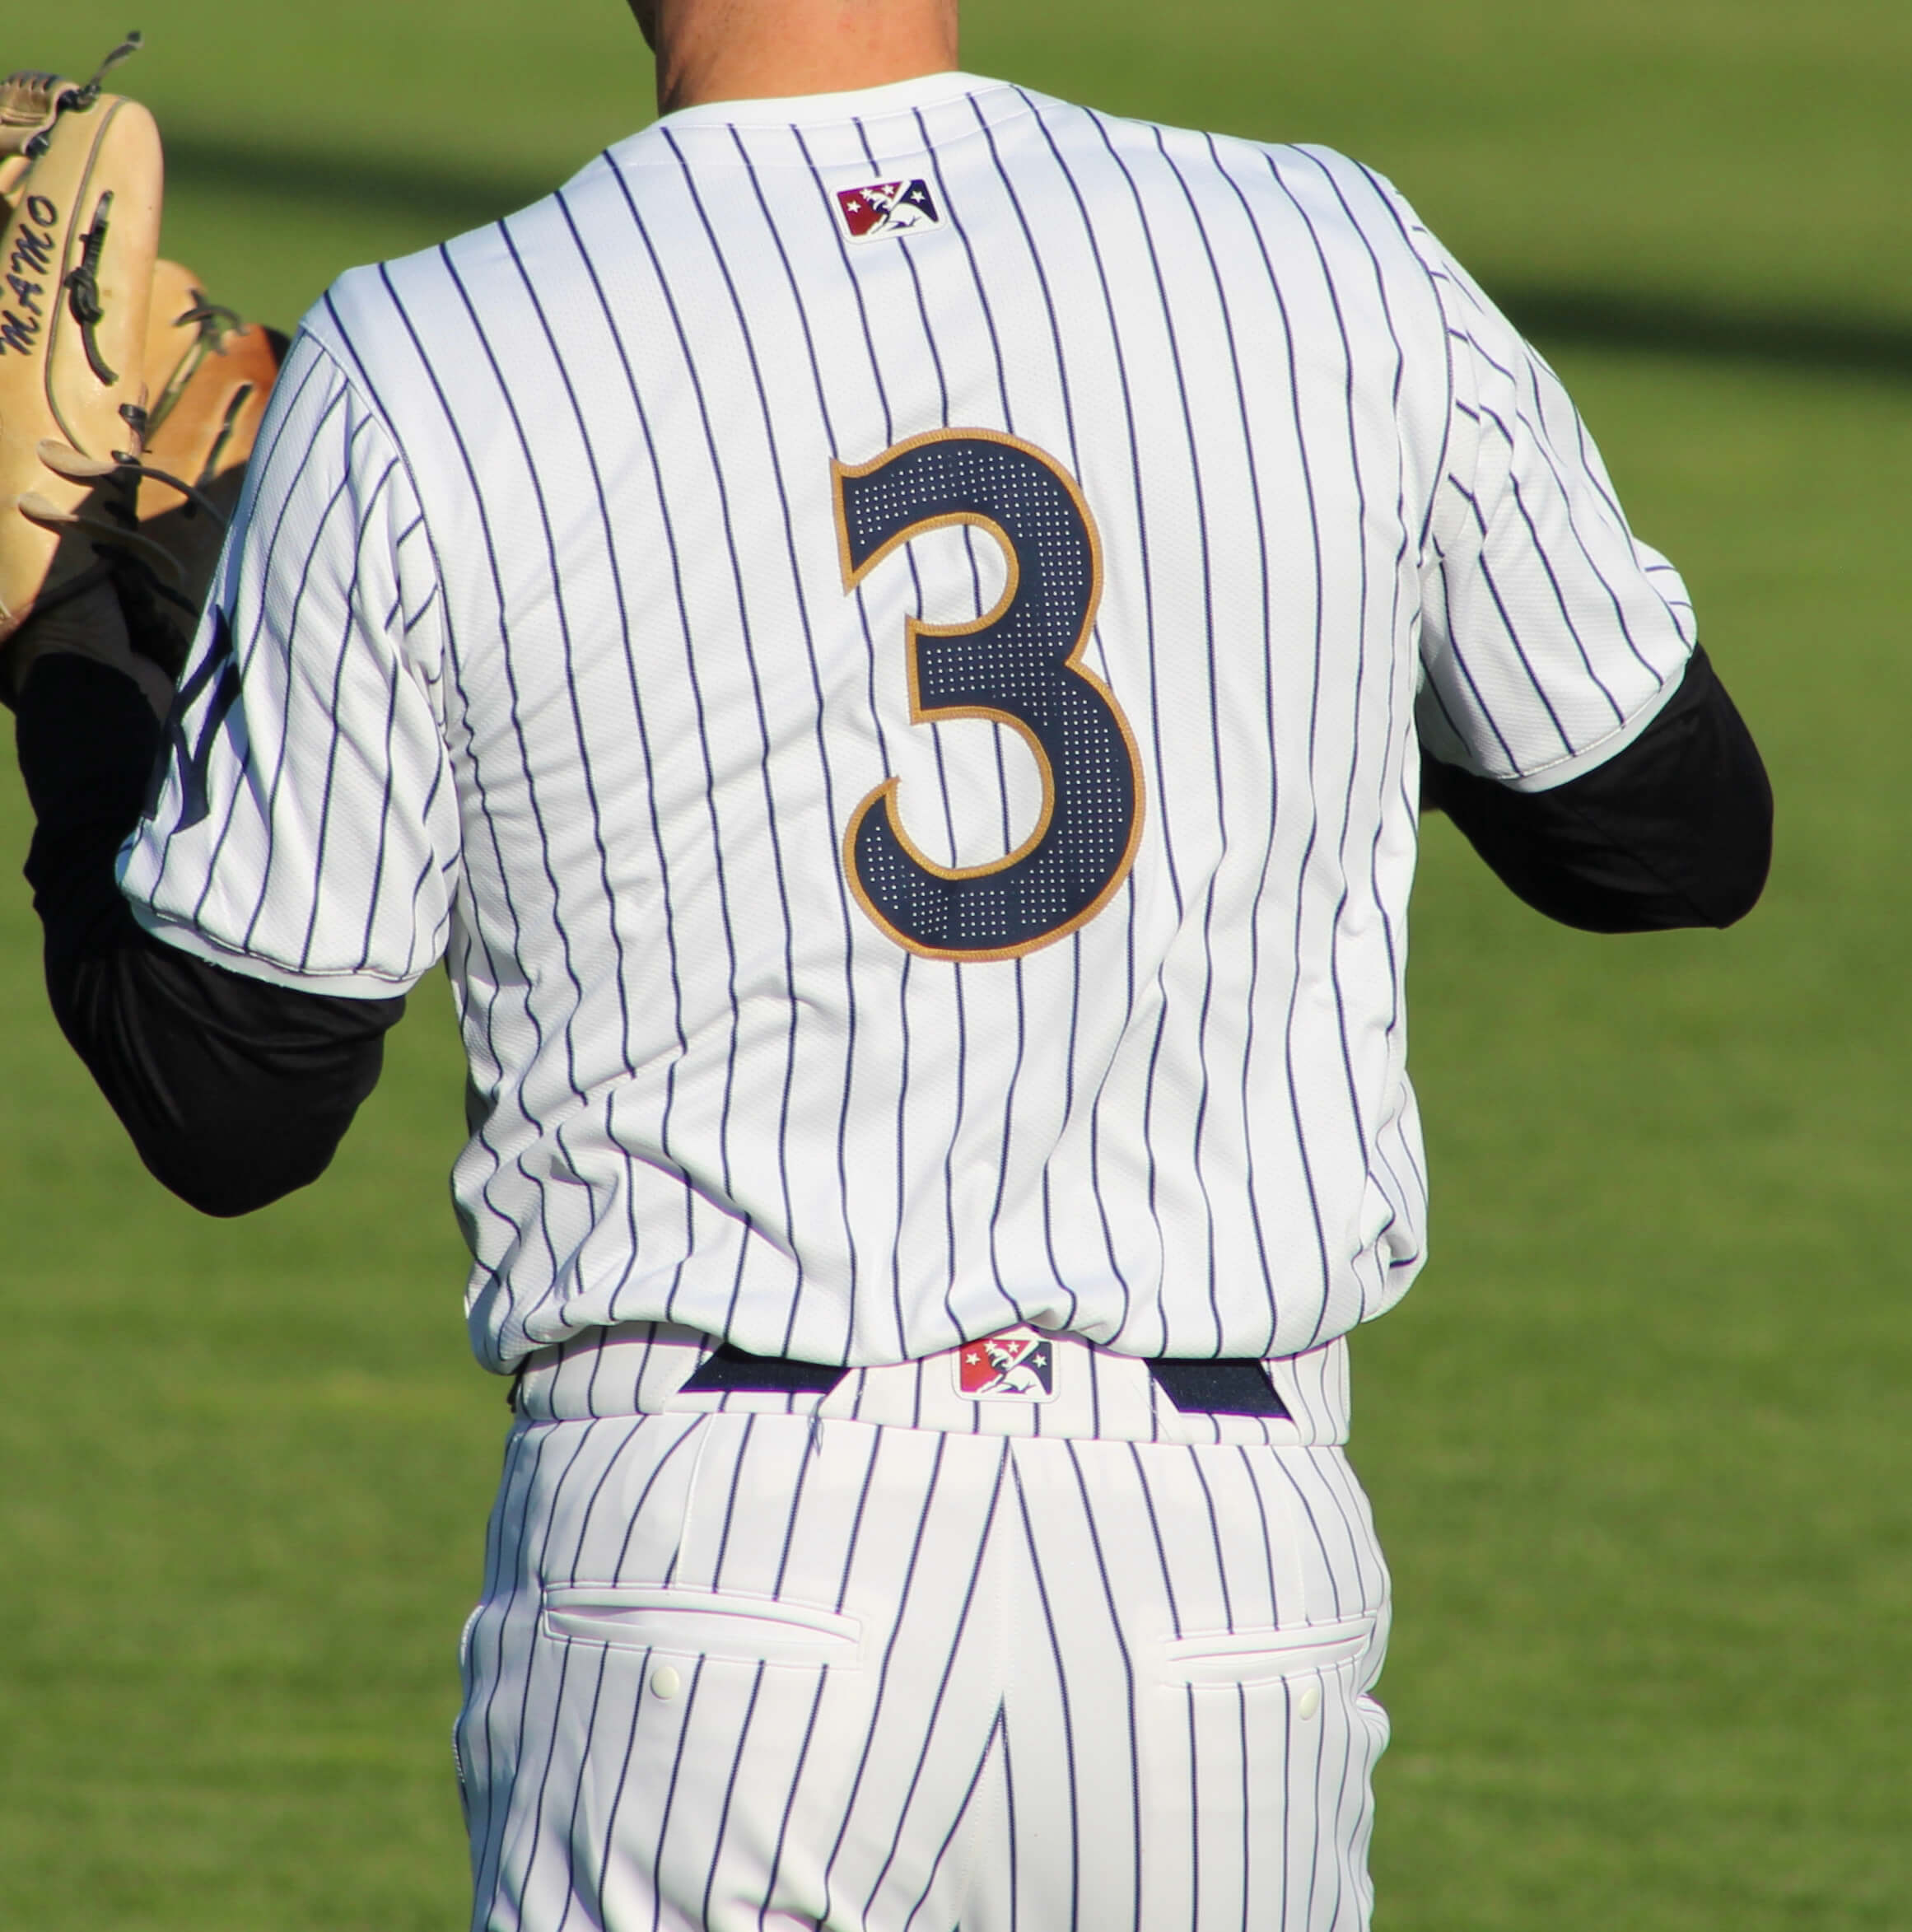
{"left": 1, "top": 37, "right": 284, "bottom": 702}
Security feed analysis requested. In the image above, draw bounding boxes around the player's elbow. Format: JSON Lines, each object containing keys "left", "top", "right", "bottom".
{"left": 1434, "top": 644, "right": 1774, "bottom": 936}
{"left": 1695, "top": 786, "right": 1773, "bottom": 929}
{"left": 1654, "top": 692, "right": 1774, "bottom": 931}
{"left": 53, "top": 939, "right": 402, "bottom": 1218}
{"left": 143, "top": 1140, "right": 340, "bottom": 1218}
{"left": 122, "top": 1089, "right": 355, "bottom": 1215}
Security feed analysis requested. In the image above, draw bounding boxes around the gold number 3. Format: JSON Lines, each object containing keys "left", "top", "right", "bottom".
{"left": 833, "top": 429, "right": 1145, "bottom": 963}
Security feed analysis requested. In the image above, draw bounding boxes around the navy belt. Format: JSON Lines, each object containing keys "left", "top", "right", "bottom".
{"left": 681, "top": 1341, "right": 1292, "bottom": 1419}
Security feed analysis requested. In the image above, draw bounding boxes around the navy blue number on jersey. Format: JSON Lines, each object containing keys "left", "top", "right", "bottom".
{"left": 833, "top": 430, "right": 1144, "bottom": 962}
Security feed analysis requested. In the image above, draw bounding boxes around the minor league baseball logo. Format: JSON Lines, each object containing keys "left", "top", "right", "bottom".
{"left": 834, "top": 178, "right": 942, "bottom": 242}
{"left": 955, "top": 1328, "right": 1056, "bottom": 1402}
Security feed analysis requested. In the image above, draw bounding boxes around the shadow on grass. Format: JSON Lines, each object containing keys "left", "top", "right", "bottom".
{"left": 165, "top": 131, "right": 553, "bottom": 236}
{"left": 1492, "top": 282, "right": 1912, "bottom": 385}
{"left": 166, "top": 133, "right": 1912, "bottom": 383}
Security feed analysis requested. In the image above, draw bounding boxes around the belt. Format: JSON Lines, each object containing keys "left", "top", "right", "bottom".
{"left": 680, "top": 1340, "right": 1293, "bottom": 1420}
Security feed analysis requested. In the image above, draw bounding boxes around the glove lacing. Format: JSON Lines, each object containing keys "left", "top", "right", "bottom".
{"left": 20, "top": 32, "right": 145, "bottom": 159}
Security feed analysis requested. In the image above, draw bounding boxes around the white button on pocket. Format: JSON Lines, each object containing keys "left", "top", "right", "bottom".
{"left": 1295, "top": 1682, "right": 1322, "bottom": 1722}
{"left": 651, "top": 1665, "right": 681, "bottom": 1701}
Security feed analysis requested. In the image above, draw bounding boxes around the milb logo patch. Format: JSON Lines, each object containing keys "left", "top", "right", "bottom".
{"left": 955, "top": 1328, "right": 1056, "bottom": 1402}
{"left": 835, "top": 178, "right": 942, "bottom": 243}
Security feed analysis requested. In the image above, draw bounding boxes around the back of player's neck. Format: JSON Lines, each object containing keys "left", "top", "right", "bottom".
{"left": 651, "top": 0, "right": 960, "bottom": 115}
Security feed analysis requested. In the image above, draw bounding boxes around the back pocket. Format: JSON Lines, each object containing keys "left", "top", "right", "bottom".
{"left": 542, "top": 1584, "right": 863, "bottom": 1668}
{"left": 1161, "top": 1612, "right": 1376, "bottom": 1688}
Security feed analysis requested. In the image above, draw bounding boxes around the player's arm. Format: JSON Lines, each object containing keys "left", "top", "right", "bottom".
{"left": 1406, "top": 214, "right": 1771, "bottom": 933}
{"left": 1420, "top": 642, "right": 1771, "bottom": 932}
{"left": 8, "top": 326, "right": 457, "bottom": 1216}
{"left": 12, "top": 591, "right": 403, "bottom": 1216}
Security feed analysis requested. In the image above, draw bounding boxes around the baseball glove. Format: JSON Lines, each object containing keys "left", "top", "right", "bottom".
{"left": 0, "top": 35, "right": 284, "bottom": 698}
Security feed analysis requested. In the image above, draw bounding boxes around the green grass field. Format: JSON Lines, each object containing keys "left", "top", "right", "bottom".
{"left": 3, "top": 3, "right": 1907, "bottom": 1926}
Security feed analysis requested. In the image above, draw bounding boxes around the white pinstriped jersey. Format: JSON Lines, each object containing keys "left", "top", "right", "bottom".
{"left": 120, "top": 70, "right": 1695, "bottom": 1374}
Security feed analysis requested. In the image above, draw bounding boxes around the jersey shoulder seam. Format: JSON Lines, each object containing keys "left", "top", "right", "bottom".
{"left": 301, "top": 295, "right": 453, "bottom": 651}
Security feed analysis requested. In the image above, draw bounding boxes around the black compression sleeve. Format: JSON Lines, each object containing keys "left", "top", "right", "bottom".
{"left": 1420, "top": 646, "right": 1772, "bottom": 932}
{"left": 16, "top": 655, "right": 404, "bottom": 1216}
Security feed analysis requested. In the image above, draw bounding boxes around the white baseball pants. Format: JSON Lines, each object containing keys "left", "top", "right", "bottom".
{"left": 457, "top": 1331, "right": 1391, "bottom": 1932}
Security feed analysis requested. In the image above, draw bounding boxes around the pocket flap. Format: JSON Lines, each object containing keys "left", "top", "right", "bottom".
{"left": 542, "top": 1584, "right": 862, "bottom": 1666}
{"left": 1162, "top": 1613, "right": 1375, "bottom": 1687}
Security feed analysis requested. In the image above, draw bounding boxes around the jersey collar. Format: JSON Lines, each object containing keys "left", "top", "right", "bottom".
{"left": 651, "top": 69, "right": 1012, "bottom": 132}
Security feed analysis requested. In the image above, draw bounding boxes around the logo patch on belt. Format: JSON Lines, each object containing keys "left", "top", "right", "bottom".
{"left": 956, "top": 1328, "right": 1055, "bottom": 1402}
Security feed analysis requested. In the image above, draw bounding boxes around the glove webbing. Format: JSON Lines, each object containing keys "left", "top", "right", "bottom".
{"left": 20, "top": 32, "right": 145, "bottom": 158}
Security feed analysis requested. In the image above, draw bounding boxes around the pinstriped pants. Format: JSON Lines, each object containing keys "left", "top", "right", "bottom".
{"left": 458, "top": 1338, "right": 1391, "bottom": 1932}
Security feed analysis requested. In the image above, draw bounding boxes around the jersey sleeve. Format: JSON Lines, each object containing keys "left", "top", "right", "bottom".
{"left": 1407, "top": 226, "right": 1697, "bottom": 792}
{"left": 119, "top": 329, "right": 461, "bottom": 996}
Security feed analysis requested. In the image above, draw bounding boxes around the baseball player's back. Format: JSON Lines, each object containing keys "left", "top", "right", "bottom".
{"left": 130, "top": 73, "right": 1692, "bottom": 1385}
